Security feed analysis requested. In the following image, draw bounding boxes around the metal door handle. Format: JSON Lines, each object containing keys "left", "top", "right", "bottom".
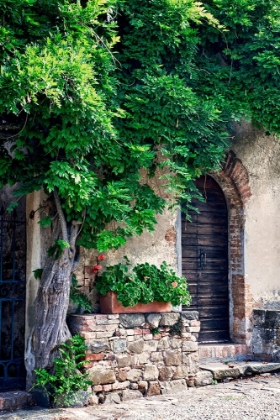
{"left": 200, "top": 250, "right": 206, "bottom": 268}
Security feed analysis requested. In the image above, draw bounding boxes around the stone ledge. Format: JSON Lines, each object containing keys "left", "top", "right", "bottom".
{"left": 0, "top": 391, "right": 34, "bottom": 411}
{"left": 199, "top": 361, "right": 280, "bottom": 381}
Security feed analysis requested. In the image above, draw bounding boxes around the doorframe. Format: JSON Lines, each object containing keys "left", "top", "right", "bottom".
{"left": 177, "top": 151, "right": 252, "bottom": 345}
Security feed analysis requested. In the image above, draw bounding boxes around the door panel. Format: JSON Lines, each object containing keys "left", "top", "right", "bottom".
{"left": 182, "top": 176, "right": 229, "bottom": 342}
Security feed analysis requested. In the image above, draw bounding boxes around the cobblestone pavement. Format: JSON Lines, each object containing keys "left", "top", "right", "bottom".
{"left": 2, "top": 374, "right": 280, "bottom": 420}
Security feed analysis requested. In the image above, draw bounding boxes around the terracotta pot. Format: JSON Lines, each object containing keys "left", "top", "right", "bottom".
{"left": 99, "top": 291, "right": 172, "bottom": 314}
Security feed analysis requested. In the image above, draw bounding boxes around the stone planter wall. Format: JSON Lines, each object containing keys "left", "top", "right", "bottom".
{"left": 252, "top": 309, "right": 280, "bottom": 361}
{"left": 68, "top": 311, "right": 200, "bottom": 404}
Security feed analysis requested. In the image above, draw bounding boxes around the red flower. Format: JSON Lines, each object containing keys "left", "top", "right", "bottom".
{"left": 92, "top": 265, "right": 102, "bottom": 273}
{"left": 97, "top": 254, "right": 106, "bottom": 261}
{"left": 171, "top": 281, "right": 178, "bottom": 288}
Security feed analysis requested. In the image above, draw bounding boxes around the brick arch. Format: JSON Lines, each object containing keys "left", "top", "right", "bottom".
{"left": 211, "top": 151, "right": 252, "bottom": 343}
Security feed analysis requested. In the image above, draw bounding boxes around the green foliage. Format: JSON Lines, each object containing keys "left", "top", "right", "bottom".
{"left": 47, "top": 240, "right": 70, "bottom": 259}
{"left": 33, "top": 268, "right": 43, "bottom": 280}
{"left": 0, "top": 0, "right": 280, "bottom": 253}
{"left": 70, "top": 274, "right": 92, "bottom": 313}
{"left": 150, "top": 327, "right": 159, "bottom": 336}
{"left": 33, "top": 334, "right": 92, "bottom": 407}
{"left": 96, "top": 257, "right": 191, "bottom": 307}
{"left": 38, "top": 216, "right": 52, "bottom": 227}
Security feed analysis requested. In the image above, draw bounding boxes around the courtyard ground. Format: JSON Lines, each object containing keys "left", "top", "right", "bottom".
{"left": 1, "top": 373, "right": 280, "bottom": 420}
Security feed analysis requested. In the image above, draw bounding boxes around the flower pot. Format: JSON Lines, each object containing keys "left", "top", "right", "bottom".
{"left": 99, "top": 291, "right": 171, "bottom": 314}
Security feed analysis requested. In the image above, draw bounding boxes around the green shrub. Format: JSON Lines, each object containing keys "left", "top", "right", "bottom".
{"left": 33, "top": 335, "right": 92, "bottom": 407}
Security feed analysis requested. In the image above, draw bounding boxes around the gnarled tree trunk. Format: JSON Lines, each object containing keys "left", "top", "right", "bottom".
{"left": 31, "top": 191, "right": 81, "bottom": 371}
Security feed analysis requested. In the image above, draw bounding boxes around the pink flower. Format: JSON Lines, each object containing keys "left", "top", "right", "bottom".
{"left": 171, "top": 281, "right": 178, "bottom": 288}
{"left": 97, "top": 255, "right": 106, "bottom": 261}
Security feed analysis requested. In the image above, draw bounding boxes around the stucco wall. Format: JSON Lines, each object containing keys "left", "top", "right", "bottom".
{"left": 75, "top": 208, "right": 180, "bottom": 312}
{"left": 231, "top": 122, "right": 280, "bottom": 308}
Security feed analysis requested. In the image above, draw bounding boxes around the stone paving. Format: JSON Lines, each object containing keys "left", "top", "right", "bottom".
{"left": 2, "top": 373, "right": 280, "bottom": 420}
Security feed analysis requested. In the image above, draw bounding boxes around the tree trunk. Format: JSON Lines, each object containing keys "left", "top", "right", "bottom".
{"left": 31, "top": 192, "right": 80, "bottom": 370}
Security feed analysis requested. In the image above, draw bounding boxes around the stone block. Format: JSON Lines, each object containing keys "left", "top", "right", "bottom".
{"left": 143, "top": 365, "right": 159, "bottom": 381}
{"left": 90, "top": 369, "right": 116, "bottom": 385}
{"left": 160, "top": 379, "right": 187, "bottom": 394}
{"left": 138, "top": 381, "right": 148, "bottom": 391}
{"left": 110, "top": 338, "right": 127, "bottom": 353}
{"left": 182, "top": 353, "right": 199, "bottom": 374}
{"left": 180, "top": 311, "right": 199, "bottom": 321}
{"left": 104, "top": 392, "right": 121, "bottom": 405}
{"left": 150, "top": 351, "right": 163, "bottom": 362}
{"left": 108, "top": 314, "right": 119, "bottom": 319}
{"left": 143, "top": 334, "right": 154, "bottom": 340}
{"left": 182, "top": 341, "right": 198, "bottom": 352}
{"left": 112, "top": 380, "right": 130, "bottom": 390}
{"left": 86, "top": 341, "right": 110, "bottom": 354}
{"left": 128, "top": 339, "right": 145, "bottom": 354}
{"left": 194, "top": 370, "right": 213, "bottom": 387}
{"left": 144, "top": 340, "right": 158, "bottom": 352}
{"left": 116, "top": 355, "right": 137, "bottom": 368}
{"left": 157, "top": 337, "right": 170, "bottom": 350}
{"left": 88, "top": 394, "right": 99, "bottom": 405}
{"left": 147, "top": 381, "right": 161, "bottom": 396}
{"left": 164, "top": 350, "right": 182, "bottom": 366}
{"left": 122, "top": 390, "right": 143, "bottom": 401}
{"left": 96, "top": 331, "right": 114, "bottom": 338}
{"left": 187, "top": 327, "right": 200, "bottom": 333}
{"left": 119, "top": 314, "right": 145, "bottom": 328}
{"left": 127, "top": 369, "right": 143, "bottom": 382}
{"left": 159, "top": 313, "right": 180, "bottom": 326}
{"left": 146, "top": 314, "right": 162, "bottom": 328}
{"left": 173, "top": 365, "right": 189, "bottom": 380}
{"left": 169, "top": 338, "right": 182, "bottom": 349}
{"left": 137, "top": 352, "right": 150, "bottom": 364}
{"left": 190, "top": 320, "right": 200, "bottom": 327}
{"left": 118, "top": 369, "right": 129, "bottom": 382}
{"left": 127, "top": 336, "right": 135, "bottom": 342}
{"left": 84, "top": 353, "right": 104, "bottom": 362}
{"left": 158, "top": 366, "right": 175, "bottom": 381}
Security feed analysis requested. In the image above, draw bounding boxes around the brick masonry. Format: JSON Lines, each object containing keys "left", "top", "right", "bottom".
{"left": 68, "top": 312, "right": 200, "bottom": 403}
{"left": 211, "top": 151, "right": 253, "bottom": 344}
{"left": 198, "top": 343, "right": 248, "bottom": 362}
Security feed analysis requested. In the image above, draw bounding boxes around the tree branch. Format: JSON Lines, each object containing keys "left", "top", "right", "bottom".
{"left": 53, "top": 189, "right": 68, "bottom": 242}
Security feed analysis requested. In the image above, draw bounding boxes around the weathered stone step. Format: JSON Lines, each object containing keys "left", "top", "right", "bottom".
{"left": 199, "top": 361, "right": 280, "bottom": 381}
{"left": 0, "top": 391, "right": 34, "bottom": 412}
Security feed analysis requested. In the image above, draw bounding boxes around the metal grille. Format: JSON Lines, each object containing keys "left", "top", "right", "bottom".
{"left": 0, "top": 206, "right": 26, "bottom": 391}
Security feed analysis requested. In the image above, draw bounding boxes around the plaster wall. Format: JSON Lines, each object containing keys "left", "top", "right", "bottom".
{"left": 231, "top": 122, "right": 280, "bottom": 308}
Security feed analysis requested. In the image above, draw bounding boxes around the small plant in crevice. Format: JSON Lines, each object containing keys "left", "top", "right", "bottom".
{"left": 32, "top": 334, "right": 92, "bottom": 407}
{"left": 70, "top": 274, "right": 92, "bottom": 313}
{"left": 150, "top": 327, "right": 160, "bottom": 335}
{"left": 169, "top": 322, "right": 182, "bottom": 336}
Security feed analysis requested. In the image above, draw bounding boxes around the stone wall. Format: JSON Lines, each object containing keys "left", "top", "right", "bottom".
{"left": 252, "top": 309, "right": 280, "bottom": 361}
{"left": 68, "top": 311, "right": 200, "bottom": 404}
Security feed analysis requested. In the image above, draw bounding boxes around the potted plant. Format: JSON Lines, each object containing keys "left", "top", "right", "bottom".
{"left": 96, "top": 257, "right": 191, "bottom": 313}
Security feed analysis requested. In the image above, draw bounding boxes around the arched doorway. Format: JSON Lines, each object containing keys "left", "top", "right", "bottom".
{"left": 0, "top": 187, "right": 26, "bottom": 390}
{"left": 181, "top": 175, "right": 229, "bottom": 342}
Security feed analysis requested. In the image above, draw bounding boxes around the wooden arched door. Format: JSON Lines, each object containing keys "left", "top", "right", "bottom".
{"left": 181, "top": 176, "right": 229, "bottom": 342}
